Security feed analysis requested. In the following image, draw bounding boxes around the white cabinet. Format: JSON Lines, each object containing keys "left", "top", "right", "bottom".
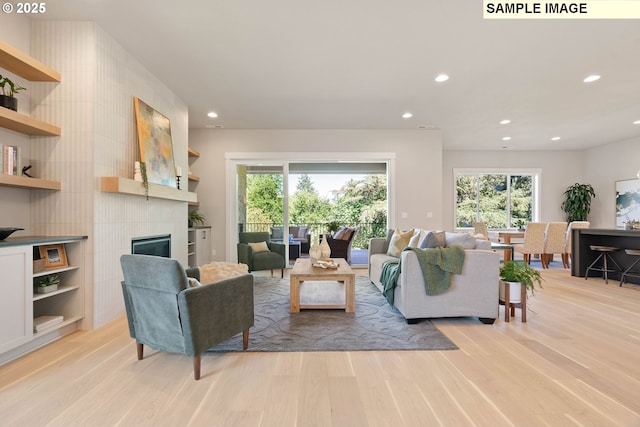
{"left": 195, "top": 227, "right": 212, "bottom": 266}
{"left": 0, "top": 246, "right": 32, "bottom": 353}
{"left": 0, "top": 237, "right": 85, "bottom": 364}
{"left": 188, "top": 227, "right": 211, "bottom": 267}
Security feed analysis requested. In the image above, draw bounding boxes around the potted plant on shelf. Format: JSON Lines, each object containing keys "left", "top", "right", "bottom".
{"left": 499, "top": 260, "right": 543, "bottom": 304}
{"left": 0, "top": 74, "right": 27, "bottom": 111}
{"left": 514, "top": 219, "right": 526, "bottom": 231}
{"left": 37, "top": 275, "right": 61, "bottom": 294}
{"left": 561, "top": 183, "right": 596, "bottom": 222}
{"left": 188, "top": 209, "right": 206, "bottom": 227}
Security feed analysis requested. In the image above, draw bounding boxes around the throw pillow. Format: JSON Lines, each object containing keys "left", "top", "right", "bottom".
{"left": 339, "top": 228, "right": 354, "bottom": 241}
{"left": 187, "top": 277, "right": 202, "bottom": 287}
{"left": 387, "top": 228, "right": 415, "bottom": 257}
{"left": 334, "top": 227, "right": 347, "bottom": 239}
{"left": 297, "top": 226, "right": 309, "bottom": 238}
{"left": 419, "top": 231, "right": 446, "bottom": 249}
{"left": 445, "top": 232, "right": 477, "bottom": 249}
{"left": 249, "top": 241, "right": 270, "bottom": 252}
{"left": 408, "top": 229, "right": 422, "bottom": 247}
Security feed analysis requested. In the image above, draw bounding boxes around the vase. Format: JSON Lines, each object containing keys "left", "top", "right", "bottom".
{"left": 499, "top": 280, "right": 523, "bottom": 303}
{"left": 309, "top": 236, "right": 322, "bottom": 264}
{"left": 320, "top": 234, "right": 331, "bottom": 260}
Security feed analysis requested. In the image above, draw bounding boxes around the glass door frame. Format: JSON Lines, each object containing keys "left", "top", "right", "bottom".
{"left": 225, "top": 152, "right": 395, "bottom": 262}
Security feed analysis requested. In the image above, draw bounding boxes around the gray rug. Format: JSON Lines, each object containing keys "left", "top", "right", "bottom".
{"left": 209, "top": 276, "right": 457, "bottom": 352}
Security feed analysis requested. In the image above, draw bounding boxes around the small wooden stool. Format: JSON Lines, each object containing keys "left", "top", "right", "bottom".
{"left": 500, "top": 281, "right": 527, "bottom": 322}
{"left": 620, "top": 249, "right": 640, "bottom": 286}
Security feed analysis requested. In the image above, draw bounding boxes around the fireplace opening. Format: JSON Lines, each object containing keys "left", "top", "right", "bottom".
{"left": 131, "top": 235, "right": 171, "bottom": 258}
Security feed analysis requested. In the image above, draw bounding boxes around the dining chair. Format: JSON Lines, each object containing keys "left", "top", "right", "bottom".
{"left": 513, "top": 222, "right": 546, "bottom": 265}
{"left": 542, "top": 222, "right": 568, "bottom": 268}
{"left": 562, "top": 221, "right": 590, "bottom": 268}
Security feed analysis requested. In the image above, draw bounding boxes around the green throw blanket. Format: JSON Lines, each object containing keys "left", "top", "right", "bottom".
{"left": 381, "top": 246, "right": 466, "bottom": 305}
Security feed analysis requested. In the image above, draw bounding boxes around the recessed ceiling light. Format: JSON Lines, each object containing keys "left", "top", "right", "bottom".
{"left": 402, "top": 112, "right": 413, "bottom": 119}
{"left": 502, "top": 136, "right": 511, "bottom": 141}
{"left": 205, "top": 124, "right": 224, "bottom": 129}
{"left": 207, "top": 111, "right": 218, "bottom": 118}
{"left": 634, "top": 120, "right": 640, "bottom": 125}
{"left": 501, "top": 146, "right": 509, "bottom": 149}
{"left": 435, "top": 74, "right": 449, "bottom": 83}
{"left": 551, "top": 136, "right": 561, "bottom": 141}
{"left": 500, "top": 119, "right": 511, "bottom": 125}
{"left": 583, "top": 75, "right": 601, "bottom": 83}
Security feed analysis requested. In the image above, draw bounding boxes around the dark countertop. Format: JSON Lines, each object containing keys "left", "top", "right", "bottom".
{"left": 577, "top": 228, "right": 640, "bottom": 236}
{"left": 0, "top": 235, "right": 87, "bottom": 247}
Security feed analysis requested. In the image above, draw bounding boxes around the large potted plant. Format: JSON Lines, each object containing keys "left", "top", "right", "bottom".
{"left": 561, "top": 183, "right": 596, "bottom": 222}
{"left": 0, "top": 74, "right": 27, "bottom": 111}
{"left": 499, "top": 261, "right": 543, "bottom": 304}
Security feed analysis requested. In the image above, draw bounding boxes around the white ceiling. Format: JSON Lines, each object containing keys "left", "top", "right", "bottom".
{"left": 38, "top": 0, "right": 640, "bottom": 150}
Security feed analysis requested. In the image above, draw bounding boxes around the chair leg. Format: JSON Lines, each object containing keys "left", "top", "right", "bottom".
{"left": 136, "top": 342, "right": 144, "bottom": 360}
{"left": 281, "top": 268, "right": 284, "bottom": 278}
{"left": 193, "top": 354, "right": 201, "bottom": 380}
{"left": 243, "top": 328, "right": 249, "bottom": 350}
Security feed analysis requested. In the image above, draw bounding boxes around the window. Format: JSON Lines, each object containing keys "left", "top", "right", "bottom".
{"left": 454, "top": 169, "right": 539, "bottom": 229}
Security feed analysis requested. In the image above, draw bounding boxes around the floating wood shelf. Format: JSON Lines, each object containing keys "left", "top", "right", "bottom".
{"left": 100, "top": 177, "right": 197, "bottom": 203}
{"left": 188, "top": 147, "right": 200, "bottom": 158}
{"left": 188, "top": 173, "right": 200, "bottom": 182}
{"left": 0, "top": 174, "right": 61, "bottom": 190}
{"left": 0, "top": 40, "right": 61, "bottom": 82}
{"left": 188, "top": 201, "right": 200, "bottom": 207}
{"left": 0, "top": 107, "right": 61, "bottom": 136}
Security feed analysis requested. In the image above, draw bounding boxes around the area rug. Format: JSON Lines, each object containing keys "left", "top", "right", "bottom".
{"left": 208, "top": 276, "right": 457, "bottom": 352}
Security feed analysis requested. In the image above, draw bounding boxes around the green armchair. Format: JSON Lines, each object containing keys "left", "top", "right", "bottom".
{"left": 237, "top": 231, "right": 286, "bottom": 277}
{"left": 120, "top": 254, "right": 254, "bottom": 380}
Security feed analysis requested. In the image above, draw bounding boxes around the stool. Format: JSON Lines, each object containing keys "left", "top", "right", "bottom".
{"left": 585, "top": 246, "right": 622, "bottom": 284}
{"left": 620, "top": 249, "right": 640, "bottom": 286}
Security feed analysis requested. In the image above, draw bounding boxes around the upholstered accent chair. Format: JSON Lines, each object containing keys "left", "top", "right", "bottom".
{"left": 513, "top": 222, "right": 546, "bottom": 265}
{"left": 542, "top": 222, "right": 568, "bottom": 268}
{"left": 326, "top": 227, "right": 357, "bottom": 264}
{"left": 237, "top": 231, "right": 286, "bottom": 277}
{"left": 120, "top": 254, "right": 254, "bottom": 380}
{"left": 474, "top": 222, "right": 489, "bottom": 239}
{"left": 562, "top": 221, "right": 590, "bottom": 268}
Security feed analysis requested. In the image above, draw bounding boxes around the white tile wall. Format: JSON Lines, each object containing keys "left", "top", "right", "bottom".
{"left": 30, "top": 21, "right": 188, "bottom": 328}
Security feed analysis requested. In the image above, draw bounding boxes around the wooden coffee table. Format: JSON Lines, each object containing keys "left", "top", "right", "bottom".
{"left": 290, "top": 258, "right": 355, "bottom": 313}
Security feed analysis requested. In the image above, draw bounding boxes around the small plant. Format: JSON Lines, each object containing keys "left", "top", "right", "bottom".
{"left": 500, "top": 261, "right": 543, "bottom": 295}
{"left": 38, "top": 275, "right": 61, "bottom": 288}
{"left": 326, "top": 220, "right": 340, "bottom": 234}
{"left": 0, "top": 74, "right": 27, "bottom": 97}
{"left": 513, "top": 219, "right": 526, "bottom": 230}
{"left": 188, "top": 209, "right": 206, "bottom": 226}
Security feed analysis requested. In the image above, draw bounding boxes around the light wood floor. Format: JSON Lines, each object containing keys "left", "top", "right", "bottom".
{"left": 1, "top": 267, "right": 639, "bottom": 427}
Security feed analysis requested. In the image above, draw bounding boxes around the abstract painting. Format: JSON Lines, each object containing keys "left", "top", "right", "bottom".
{"left": 134, "top": 97, "right": 177, "bottom": 187}
{"left": 615, "top": 178, "right": 640, "bottom": 227}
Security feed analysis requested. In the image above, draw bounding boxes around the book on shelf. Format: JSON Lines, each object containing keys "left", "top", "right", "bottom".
{"left": 2, "top": 144, "right": 21, "bottom": 175}
{"left": 33, "top": 315, "right": 64, "bottom": 332}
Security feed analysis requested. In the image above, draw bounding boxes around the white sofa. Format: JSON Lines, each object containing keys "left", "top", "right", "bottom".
{"left": 368, "top": 231, "right": 500, "bottom": 324}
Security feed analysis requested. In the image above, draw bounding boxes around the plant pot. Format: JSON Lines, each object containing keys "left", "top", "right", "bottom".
{"left": 499, "top": 280, "right": 523, "bottom": 303}
{"left": 37, "top": 284, "right": 58, "bottom": 294}
{"left": 0, "top": 95, "right": 18, "bottom": 111}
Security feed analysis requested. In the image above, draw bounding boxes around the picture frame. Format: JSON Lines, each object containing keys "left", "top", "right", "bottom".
{"left": 615, "top": 178, "right": 640, "bottom": 227}
{"left": 133, "top": 97, "right": 177, "bottom": 188}
{"left": 39, "top": 244, "right": 68, "bottom": 269}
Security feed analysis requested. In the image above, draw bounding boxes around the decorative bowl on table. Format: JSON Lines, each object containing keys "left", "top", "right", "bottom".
{"left": 0, "top": 227, "right": 24, "bottom": 240}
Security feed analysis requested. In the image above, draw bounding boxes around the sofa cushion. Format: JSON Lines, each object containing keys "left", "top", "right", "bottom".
{"left": 335, "top": 227, "right": 355, "bottom": 241}
{"left": 249, "top": 241, "right": 270, "bottom": 253}
{"left": 419, "top": 230, "right": 446, "bottom": 249}
{"left": 297, "top": 226, "right": 309, "bottom": 238}
{"left": 445, "top": 232, "right": 477, "bottom": 249}
{"left": 387, "top": 228, "right": 415, "bottom": 257}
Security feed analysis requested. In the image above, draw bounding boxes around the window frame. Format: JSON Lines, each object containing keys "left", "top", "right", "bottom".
{"left": 453, "top": 168, "right": 541, "bottom": 231}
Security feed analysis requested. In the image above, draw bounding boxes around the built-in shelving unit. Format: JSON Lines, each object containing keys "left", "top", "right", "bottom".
{"left": 0, "top": 174, "right": 61, "bottom": 190}
{"left": 0, "top": 40, "right": 62, "bottom": 192}
{"left": 99, "top": 176, "right": 197, "bottom": 203}
{"left": 188, "top": 173, "right": 200, "bottom": 182}
{"left": 0, "top": 40, "right": 61, "bottom": 82}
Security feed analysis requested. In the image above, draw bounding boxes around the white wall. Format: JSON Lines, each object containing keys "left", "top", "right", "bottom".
{"left": 189, "top": 129, "right": 443, "bottom": 261}
{"left": 584, "top": 136, "right": 640, "bottom": 228}
{"left": 443, "top": 150, "right": 585, "bottom": 228}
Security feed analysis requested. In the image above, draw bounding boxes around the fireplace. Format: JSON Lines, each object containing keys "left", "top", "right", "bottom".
{"left": 131, "top": 235, "right": 171, "bottom": 258}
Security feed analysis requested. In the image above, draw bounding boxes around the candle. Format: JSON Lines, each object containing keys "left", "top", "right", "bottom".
{"left": 176, "top": 166, "right": 182, "bottom": 177}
